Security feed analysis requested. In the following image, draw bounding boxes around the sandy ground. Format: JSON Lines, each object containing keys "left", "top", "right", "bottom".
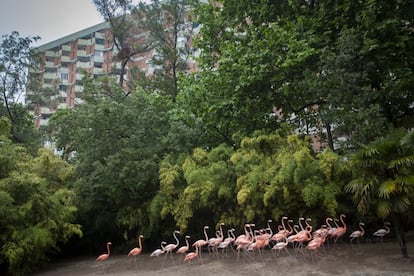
{"left": 35, "top": 241, "right": 414, "bottom": 276}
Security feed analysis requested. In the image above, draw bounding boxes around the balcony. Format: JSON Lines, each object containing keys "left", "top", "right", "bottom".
{"left": 61, "top": 45, "right": 71, "bottom": 51}
{"left": 44, "top": 61, "right": 58, "bottom": 68}
{"left": 59, "top": 91, "right": 68, "bottom": 98}
{"left": 78, "top": 38, "right": 92, "bottom": 46}
{"left": 95, "top": 44, "right": 104, "bottom": 51}
{"left": 94, "top": 68, "right": 104, "bottom": 75}
{"left": 74, "top": 85, "right": 84, "bottom": 92}
{"left": 77, "top": 50, "right": 91, "bottom": 57}
{"left": 43, "top": 72, "right": 58, "bottom": 79}
{"left": 76, "top": 61, "right": 91, "bottom": 69}
{"left": 95, "top": 32, "right": 105, "bottom": 39}
{"left": 61, "top": 56, "right": 73, "bottom": 63}
{"left": 76, "top": 73, "right": 84, "bottom": 81}
{"left": 93, "top": 56, "right": 104, "bottom": 63}
{"left": 59, "top": 67, "right": 69, "bottom": 74}
{"left": 45, "top": 50, "right": 58, "bottom": 57}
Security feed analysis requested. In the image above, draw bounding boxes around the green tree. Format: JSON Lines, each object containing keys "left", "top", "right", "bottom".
{"left": 0, "top": 123, "right": 81, "bottom": 275}
{"left": 134, "top": 0, "right": 200, "bottom": 102}
{"left": 0, "top": 32, "right": 42, "bottom": 150}
{"left": 48, "top": 86, "right": 174, "bottom": 246}
{"left": 154, "top": 129, "right": 348, "bottom": 233}
{"left": 188, "top": 0, "right": 414, "bottom": 150}
{"left": 345, "top": 129, "right": 414, "bottom": 258}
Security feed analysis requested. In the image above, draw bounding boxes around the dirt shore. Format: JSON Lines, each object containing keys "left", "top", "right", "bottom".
{"left": 35, "top": 241, "right": 414, "bottom": 276}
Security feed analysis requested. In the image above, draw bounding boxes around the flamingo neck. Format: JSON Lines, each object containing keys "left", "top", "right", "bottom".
{"left": 326, "top": 218, "right": 333, "bottom": 229}
{"left": 174, "top": 232, "right": 179, "bottom": 246}
{"left": 288, "top": 220, "right": 293, "bottom": 234}
{"left": 340, "top": 214, "right": 347, "bottom": 230}
{"left": 299, "top": 218, "right": 305, "bottom": 231}
{"left": 204, "top": 227, "right": 209, "bottom": 241}
{"left": 281, "top": 217, "right": 287, "bottom": 231}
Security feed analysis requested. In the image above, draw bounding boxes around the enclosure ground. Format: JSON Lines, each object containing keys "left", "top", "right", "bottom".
{"left": 35, "top": 241, "right": 414, "bottom": 275}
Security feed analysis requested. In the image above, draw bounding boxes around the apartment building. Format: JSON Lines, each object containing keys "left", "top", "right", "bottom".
{"left": 29, "top": 20, "right": 161, "bottom": 127}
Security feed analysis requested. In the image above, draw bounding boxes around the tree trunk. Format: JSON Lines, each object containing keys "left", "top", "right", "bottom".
{"left": 324, "top": 122, "right": 335, "bottom": 151}
{"left": 392, "top": 214, "right": 409, "bottom": 258}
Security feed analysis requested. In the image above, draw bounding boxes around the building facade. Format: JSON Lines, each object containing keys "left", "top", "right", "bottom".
{"left": 28, "top": 21, "right": 160, "bottom": 127}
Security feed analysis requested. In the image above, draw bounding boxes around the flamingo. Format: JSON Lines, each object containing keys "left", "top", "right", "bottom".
{"left": 128, "top": 234, "right": 143, "bottom": 257}
{"left": 177, "top": 235, "right": 190, "bottom": 254}
{"left": 218, "top": 228, "right": 236, "bottom": 255}
{"left": 208, "top": 223, "right": 225, "bottom": 256}
{"left": 164, "top": 230, "right": 180, "bottom": 259}
{"left": 331, "top": 214, "right": 347, "bottom": 246}
{"left": 272, "top": 237, "right": 290, "bottom": 256}
{"left": 193, "top": 226, "right": 209, "bottom": 248}
{"left": 150, "top": 241, "right": 166, "bottom": 257}
{"left": 306, "top": 235, "right": 326, "bottom": 262}
{"left": 374, "top": 222, "right": 391, "bottom": 242}
{"left": 184, "top": 244, "right": 199, "bottom": 263}
{"left": 235, "top": 224, "right": 255, "bottom": 262}
{"left": 349, "top": 222, "right": 365, "bottom": 244}
{"left": 96, "top": 242, "right": 112, "bottom": 262}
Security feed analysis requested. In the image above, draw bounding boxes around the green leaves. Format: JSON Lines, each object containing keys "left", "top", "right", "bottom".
{"left": 155, "top": 131, "right": 347, "bottom": 233}
{"left": 0, "top": 138, "right": 81, "bottom": 275}
{"left": 346, "top": 129, "right": 414, "bottom": 219}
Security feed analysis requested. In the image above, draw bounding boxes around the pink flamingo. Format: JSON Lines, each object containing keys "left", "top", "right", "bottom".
{"left": 332, "top": 214, "right": 347, "bottom": 246}
{"left": 128, "top": 234, "right": 143, "bottom": 257}
{"left": 184, "top": 244, "right": 200, "bottom": 263}
{"left": 177, "top": 235, "right": 190, "bottom": 254}
{"left": 208, "top": 223, "right": 225, "bottom": 256}
{"left": 349, "top": 222, "right": 365, "bottom": 244}
{"left": 272, "top": 237, "right": 290, "bottom": 256}
{"left": 306, "top": 234, "right": 326, "bottom": 262}
{"left": 96, "top": 242, "right": 112, "bottom": 262}
{"left": 192, "top": 226, "right": 209, "bottom": 262}
{"left": 150, "top": 241, "right": 166, "bottom": 257}
{"left": 373, "top": 222, "right": 391, "bottom": 242}
{"left": 96, "top": 241, "right": 112, "bottom": 273}
{"left": 164, "top": 230, "right": 180, "bottom": 260}
{"left": 218, "top": 228, "right": 236, "bottom": 254}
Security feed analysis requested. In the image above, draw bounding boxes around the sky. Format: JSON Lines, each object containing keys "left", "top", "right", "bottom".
{"left": 0, "top": 0, "right": 105, "bottom": 46}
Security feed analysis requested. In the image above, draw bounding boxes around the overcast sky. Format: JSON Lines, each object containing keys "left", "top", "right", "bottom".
{"left": 0, "top": 0, "right": 105, "bottom": 46}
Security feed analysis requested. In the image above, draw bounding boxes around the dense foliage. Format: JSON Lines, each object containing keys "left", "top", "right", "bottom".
{"left": 49, "top": 0, "right": 414, "bottom": 258}
{"left": 1, "top": 0, "right": 413, "bottom": 274}
{"left": 0, "top": 118, "right": 81, "bottom": 275}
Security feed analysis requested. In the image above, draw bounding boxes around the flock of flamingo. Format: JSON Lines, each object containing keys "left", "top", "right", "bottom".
{"left": 96, "top": 214, "right": 391, "bottom": 266}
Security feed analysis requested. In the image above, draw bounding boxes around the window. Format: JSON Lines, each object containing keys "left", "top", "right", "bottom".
{"left": 61, "top": 73, "right": 68, "bottom": 80}
{"left": 94, "top": 50, "right": 103, "bottom": 57}
{"left": 59, "top": 85, "right": 67, "bottom": 92}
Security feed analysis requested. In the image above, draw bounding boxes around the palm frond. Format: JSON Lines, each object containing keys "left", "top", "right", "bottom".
{"left": 392, "top": 196, "right": 410, "bottom": 213}
{"left": 378, "top": 180, "right": 396, "bottom": 199}
{"left": 388, "top": 155, "right": 414, "bottom": 170}
{"left": 377, "top": 200, "right": 392, "bottom": 218}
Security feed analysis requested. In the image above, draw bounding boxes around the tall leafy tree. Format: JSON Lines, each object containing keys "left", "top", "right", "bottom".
{"left": 134, "top": 0, "right": 200, "bottom": 102}
{"left": 187, "top": 0, "right": 414, "bottom": 151}
{"left": 93, "top": 0, "right": 153, "bottom": 88}
{"left": 346, "top": 129, "right": 414, "bottom": 258}
{"left": 0, "top": 32, "right": 42, "bottom": 149}
{"left": 154, "top": 129, "right": 349, "bottom": 233}
{"left": 0, "top": 120, "right": 81, "bottom": 275}
{"left": 48, "top": 84, "right": 173, "bottom": 246}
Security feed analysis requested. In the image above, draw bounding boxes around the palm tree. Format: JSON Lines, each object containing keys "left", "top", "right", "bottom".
{"left": 345, "top": 129, "right": 414, "bottom": 258}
